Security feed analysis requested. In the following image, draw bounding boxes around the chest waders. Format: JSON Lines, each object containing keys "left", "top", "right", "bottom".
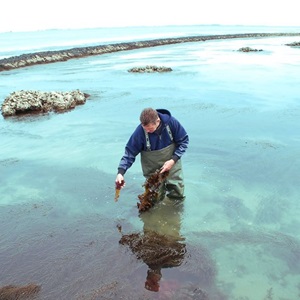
{"left": 140, "top": 126, "right": 185, "bottom": 200}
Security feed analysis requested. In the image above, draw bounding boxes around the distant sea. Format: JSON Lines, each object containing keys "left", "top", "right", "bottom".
{"left": 1, "top": 25, "right": 300, "bottom": 299}
{"left": 1, "top": 24, "right": 300, "bottom": 59}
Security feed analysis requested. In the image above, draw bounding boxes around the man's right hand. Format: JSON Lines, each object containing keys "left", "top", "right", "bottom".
{"left": 116, "top": 174, "right": 125, "bottom": 188}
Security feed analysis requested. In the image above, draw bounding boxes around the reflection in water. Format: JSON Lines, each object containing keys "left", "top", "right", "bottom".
{"left": 119, "top": 198, "right": 186, "bottom": 292}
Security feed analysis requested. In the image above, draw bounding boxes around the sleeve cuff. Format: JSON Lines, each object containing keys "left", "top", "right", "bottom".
{"left": 118, "top": 168, "right": 126, "bottom": 175}
{"left": 171, "top": 155, "right": 179, "bottom": 163}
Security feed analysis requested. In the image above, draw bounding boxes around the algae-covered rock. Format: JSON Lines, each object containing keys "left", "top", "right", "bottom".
{"left": 128, "top": 65, "right": 172, "bottom": 73}
{"left": 238, "top": 47, "right": 263, "bottom": 52}
{"left": 0, "top": 283, "right": 40, "bottom": 299}
{"left": 1, "top": 90, "right": 90, "bottom": 117}
{"left": 285, "top": 41, "right": 300, "bottom": 46}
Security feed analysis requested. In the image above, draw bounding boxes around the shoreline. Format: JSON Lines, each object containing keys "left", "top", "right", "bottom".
{"left": 0, "top": 32, "right": 299, "bottom": 72}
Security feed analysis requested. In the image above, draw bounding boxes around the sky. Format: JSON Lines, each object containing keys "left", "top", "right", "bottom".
{"left": 1, "top": 0, "right": 299, "bottom": 32}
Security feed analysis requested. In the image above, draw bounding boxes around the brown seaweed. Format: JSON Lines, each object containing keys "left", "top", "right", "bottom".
{"left": 137, "top": 169, "right": 169, "bottom": 212}
{"left": 114, "top": 180, "right": 125, "bottom": 202}
{"left": 0, "top": 283, "right": 41, "bottom": 300}
{"left": 119, "top": 230, "right": 186, "bottom": 269}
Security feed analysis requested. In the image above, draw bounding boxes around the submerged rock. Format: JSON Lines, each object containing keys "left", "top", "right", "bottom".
{"left": 1, "top": 90, "right": 90, "bottom": 117}
{"left": 285, "top": 41, "right": 300, "bottom": 46}
{"left": 0, "top": 283, "right": 40, "bottom": 299}
{"left": 128, "top": 65, "right": 172, "bottom": 73}
{"left": 238, "top": 47, "right": 263, "bottom": 52}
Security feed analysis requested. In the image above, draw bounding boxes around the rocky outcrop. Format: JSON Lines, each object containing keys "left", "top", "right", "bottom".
{"left": 238, "top": 47, "right": 263, "bottom": 52}
{"left": 0, "top": 33, "right": 299, "bottom": 72}
{"left": 128, "top": 65, "right": 172, "bottom": 73}
{"left": 1, "top": 90, "right": 89, "bottom": 117}
{"left": 285, "top": 41, "right": 300, "bottom": 46}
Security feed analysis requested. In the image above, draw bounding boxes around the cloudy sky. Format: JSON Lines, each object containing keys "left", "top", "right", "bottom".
{"left": 1, "top": 0, "right": 299, "bottom": 32}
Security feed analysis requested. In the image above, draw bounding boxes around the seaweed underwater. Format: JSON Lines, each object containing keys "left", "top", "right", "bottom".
{"left": 0, "top": 283, "right": 41, "bottom": 300}
{"left": 189, "top": 227, "right": 300, "bottom": 297}
{"left": 192, "top": 228, "right": 300, "bottom": 264}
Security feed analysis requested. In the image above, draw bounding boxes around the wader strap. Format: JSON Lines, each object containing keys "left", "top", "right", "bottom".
{"left": 166, "top": 125, "right": 173, "bottom": 142}
{"left": 144, "top": 125, "right": 173, "bottom": 151}
{"left": 144, "top": 130, "right": 151, "bottom": 151}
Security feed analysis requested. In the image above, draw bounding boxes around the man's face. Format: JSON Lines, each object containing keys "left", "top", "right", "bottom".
{"left": 142, "top": 118, "right": 160, "bottom": 133}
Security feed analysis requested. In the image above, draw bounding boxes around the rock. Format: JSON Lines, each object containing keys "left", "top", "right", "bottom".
{"left": 1, "top": 33, "right": 299, "bottom": 72}
{"left": 285, "top": 41, "right": 300, "bottom": 46}
{"left": 1, "top": 90, "right": 90, "bottom": 117}
{"left": 128, "top": 65, "right": 172, "bottom": 73}
{"left": 238, "top": 47, "right": 263, "bottom": 52}
{"left": 0, "top": 283, "right": 40, "bottom": 299}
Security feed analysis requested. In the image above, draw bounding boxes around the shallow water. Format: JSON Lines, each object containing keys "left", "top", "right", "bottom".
{"left": 1, "top": 26, "right": 300, "bottom": 299}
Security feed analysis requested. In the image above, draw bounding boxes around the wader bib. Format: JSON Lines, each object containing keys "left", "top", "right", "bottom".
{"left": 140, "top": 128, "right": 185, "bottom": 200}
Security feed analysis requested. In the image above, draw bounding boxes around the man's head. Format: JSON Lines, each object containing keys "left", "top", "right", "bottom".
{"left": 140, "top": 108, "right": 160, "bottom": 133}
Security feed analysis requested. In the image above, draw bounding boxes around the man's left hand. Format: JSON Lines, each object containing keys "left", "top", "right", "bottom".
{"left": 160, "top": 159, "right": 175, "bottom": 173}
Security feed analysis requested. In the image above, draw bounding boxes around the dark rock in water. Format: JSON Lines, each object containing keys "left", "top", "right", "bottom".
{"left": 238, "top": 47, "right": 263, "bottom": 52}
{"left": 128, "top": 65, "right": 172, "bottom": 73}
{"left": 285, "top": 41, "right": 300, "bottom": 46}
{"left": 0, "top": 283, "right": 40, "bottom": 299}
{"left": 1, "top": 90, "right": 90, "bottom": 117}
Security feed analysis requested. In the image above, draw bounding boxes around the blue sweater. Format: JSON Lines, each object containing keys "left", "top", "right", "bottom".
{"left": 118, "top": 109, "right": 189, "bottom": 175}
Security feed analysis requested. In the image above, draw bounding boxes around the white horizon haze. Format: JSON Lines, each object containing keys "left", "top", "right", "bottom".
{"left": 1, "top": 0, "right": 299, "bottom": 33}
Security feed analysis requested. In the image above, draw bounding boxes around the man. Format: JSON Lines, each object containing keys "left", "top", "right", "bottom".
{"left": 116, "top": 107, "right": 189, "bottom": 200}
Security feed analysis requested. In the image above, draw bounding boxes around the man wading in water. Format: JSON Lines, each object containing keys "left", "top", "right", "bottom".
{"left": 115, "top": 107, "right": 189, "bottom": 202}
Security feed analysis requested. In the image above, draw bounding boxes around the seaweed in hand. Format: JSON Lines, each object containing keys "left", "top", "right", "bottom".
{"left": 137, "top": 169, "right": 169, "bottom": 212}
{"left": 114, "top": 180, "right": 125, "bottom": 202}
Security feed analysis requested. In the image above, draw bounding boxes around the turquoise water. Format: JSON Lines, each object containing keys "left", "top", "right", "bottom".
{"left": 1, "top": 26, "right": 300, "bottom": 299}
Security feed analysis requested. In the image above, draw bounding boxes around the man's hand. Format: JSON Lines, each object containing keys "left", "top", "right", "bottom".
{"left": 160, "top": 159, "right": 175, "bottom": 173}
{"left": 115, "top": 174, "right": 126, "bottom": 188}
